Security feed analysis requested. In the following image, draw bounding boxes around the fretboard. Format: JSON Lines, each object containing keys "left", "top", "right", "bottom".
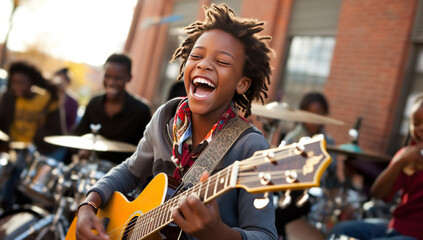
{"left": 129, "top": 166, "right": 235, "bottom": 239}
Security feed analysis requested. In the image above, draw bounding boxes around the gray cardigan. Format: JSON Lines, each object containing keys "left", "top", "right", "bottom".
{"left": 90, "top": 98, "right": 278, "bottom": 240}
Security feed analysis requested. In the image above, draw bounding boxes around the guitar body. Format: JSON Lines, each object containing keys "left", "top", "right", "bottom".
{"left": 66, "top": 173, "right": 171, "bottom": 240}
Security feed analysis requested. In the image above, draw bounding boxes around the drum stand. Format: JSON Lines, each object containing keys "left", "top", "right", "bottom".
{"left": 14, "top": 175, "right": 71, "bottom": 240}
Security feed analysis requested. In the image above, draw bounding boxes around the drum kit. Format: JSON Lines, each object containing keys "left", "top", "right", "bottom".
{"left": 251, "top": 102, "right": 392, "bottom": 236}
{"left": 0, "top": 130, "right": 137, "bottom": 240}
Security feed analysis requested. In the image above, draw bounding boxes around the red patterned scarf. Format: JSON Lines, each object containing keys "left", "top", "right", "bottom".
{"left": 172, "top": 98, "right": 237, "bottom": 180}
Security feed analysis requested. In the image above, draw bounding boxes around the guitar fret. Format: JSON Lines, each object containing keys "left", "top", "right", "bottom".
{"left": 213, "top": 171, "right": 220, "bottom": 195}
{"left": 216, "top": 171, "right": 226, "bottom": 194}
{"left": 198, "top": 181, "right": 203, "bottom": 200}
{"left": 157, "top": 204, "right": 163, "bottom": 228}
{"left": 169, "top": 197, "right": 177, "bottom": 221}
{"left": 136, "top": 216, "right": 143, "bottom": 240}
{"left": 224, "top": 168, "right": 230, "bottom": 188}
{"left": 150, "top": 210, "right": 156, "bottom": 234}
{"left": 141, "top": 212, "right": 147, "bottom": 238}
{"left": 204, "top": 177, "right": 211, "bottom": 201}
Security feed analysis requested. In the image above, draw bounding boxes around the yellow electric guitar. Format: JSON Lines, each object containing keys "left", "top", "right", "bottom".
{"left": 66, "top": 135, "right": 331, "bottom": 240}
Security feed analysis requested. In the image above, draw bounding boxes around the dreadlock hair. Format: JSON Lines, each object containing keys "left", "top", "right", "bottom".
{"left": 171, "top": 3, "right": 273, "bottom": 117}
{"left": 8, "top": 61, "right": 59, "bottom": 100}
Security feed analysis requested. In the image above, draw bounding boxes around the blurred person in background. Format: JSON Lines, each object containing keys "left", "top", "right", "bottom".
{"left": 326, "top": 94, "right": 423, "bottom": 240}
{"left": 0, "top": 61, "right": 64, "bottom": 209}
{"left": 167, "top": 80, "right": 186, "bottom": 101}
{"left": 275, "top": 91, "right": 338, "bottom": 240}
{"left": 52, "top": 67, "right": 79, "bottom": 134}
{"left": 73, "top": 53, "right": 151, "bottom": 165}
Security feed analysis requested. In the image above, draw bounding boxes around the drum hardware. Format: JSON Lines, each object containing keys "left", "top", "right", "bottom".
{"left": 0, "top": 205, "right": 50, "bottom": 240}
{"left": 13, "top": 182, "right": 72, "bottom": 240}
{"left": 0, "top": 130, "right": 9, "bottom": 141}
{"left": 3, "top": 126, "right": 121, "bottom": 238}
{"left": 0, "top": 152, "right": 12, "bottom": 185}
{"left": 18, "top": 153, "right": 64, "bottom": 207}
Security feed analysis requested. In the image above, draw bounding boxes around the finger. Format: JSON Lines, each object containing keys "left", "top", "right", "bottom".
{"left": 200, "top": 171, "right": 210, "bottom": 182}
{"left": 92, "top": 218, "right": 109, "bottom": 239}
{"left": 186, "top": 193, "right": 213, "bottom": 223}
{"left": 172, "top": 197, "right": 190, "bottom": 230}
{"left": 177, "top": 195, "right": 196, "bottom": 220}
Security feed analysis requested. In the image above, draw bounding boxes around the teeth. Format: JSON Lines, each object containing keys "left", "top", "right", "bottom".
{"left": 193, "top": 78, "right": 215, "bottom": 88}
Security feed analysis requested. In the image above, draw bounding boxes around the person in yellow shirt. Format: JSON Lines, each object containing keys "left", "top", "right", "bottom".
{"left": 0, "top": 61, "right": 64, "bottom": 210}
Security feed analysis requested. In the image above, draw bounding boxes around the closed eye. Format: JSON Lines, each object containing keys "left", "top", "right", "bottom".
{"left": 189, "top": 54, "right": 202, "bottom": 60}
{"left": 217, "top": 60, "right": 231, "bottom": 66}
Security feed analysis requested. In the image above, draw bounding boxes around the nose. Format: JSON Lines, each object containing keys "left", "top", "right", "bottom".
{"left": 196, "top": 60, "right": 213, "bottom": 71}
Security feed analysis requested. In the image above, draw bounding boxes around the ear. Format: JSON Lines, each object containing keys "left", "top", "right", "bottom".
{"left": 126, "top": 74, "right": 132, "bottom": 83}
{"left": 236, "top": 76, "right": 251, "bottom": 95}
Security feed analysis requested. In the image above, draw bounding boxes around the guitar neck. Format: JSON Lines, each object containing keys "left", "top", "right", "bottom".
{"left": 133, "top": 164, "right": 237, "bottom": 238}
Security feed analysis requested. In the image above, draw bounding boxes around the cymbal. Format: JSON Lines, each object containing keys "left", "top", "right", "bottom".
{"left": 326, "top": 143, "right": 391, "bottom": 163}
{"left": 44, "top": 134, "right": 137, "bottom": 152}
{"left": 251, "top": 102, "right": 344, "bottom": 126}
{"left": 0, "top": 130, "right": 9, "bottom": 141}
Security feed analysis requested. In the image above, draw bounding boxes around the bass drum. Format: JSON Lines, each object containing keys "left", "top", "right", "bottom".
{"left": 0, "top": 206, "right": 49, "bottom": 240}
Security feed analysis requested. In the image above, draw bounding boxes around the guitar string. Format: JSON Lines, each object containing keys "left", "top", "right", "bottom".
{"left": 104, "top": 147, "right": 301, "bottom": 239}
{"left": 105, "top": 171, "right": 224, "bottom": 240}
{"left": 102, "top": 146, "right": 310, "bottom": 239}
{"left": 104, "top": 147, "right": 299, "bottom": 239}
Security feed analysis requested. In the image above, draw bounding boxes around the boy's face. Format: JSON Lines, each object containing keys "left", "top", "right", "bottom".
{"left": 410, "top": 103, "right": 423, "bottom": 144}
{"left": 10, "top": 72, "right": 32, "bottom": 98}
{"left": 184, "top": 29, "right": 251, "bottom": 118}
{"left": 103, "top": 62, "right": 131, "bottom": 101}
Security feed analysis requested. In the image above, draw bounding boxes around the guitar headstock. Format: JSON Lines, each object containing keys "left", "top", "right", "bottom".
{"left": 236, "top": 134, "right": 331, "bottom": 194}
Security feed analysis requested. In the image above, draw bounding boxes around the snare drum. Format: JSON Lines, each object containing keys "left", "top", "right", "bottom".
{"left": 72, "top": 159, "right": 114, "bottom": 203}
{"left": 18, "top": 153, "right": 64, "bottom": 206}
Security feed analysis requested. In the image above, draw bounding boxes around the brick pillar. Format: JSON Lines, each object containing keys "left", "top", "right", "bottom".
{"left": 324, "top": 0, "right": 418, "bottom": 153}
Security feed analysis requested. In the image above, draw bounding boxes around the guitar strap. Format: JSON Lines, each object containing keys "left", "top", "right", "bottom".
{"left": 181, "top": 116, "right": 251, "bottom": 186}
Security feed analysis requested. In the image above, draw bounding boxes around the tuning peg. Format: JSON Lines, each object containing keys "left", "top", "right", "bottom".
{"left": 263, "top": 151, "right": 277, "bottom": 165}
{"left": 259, "top": 172, "right": 272, "bottom": 185}
{"left": 285, "top": 170, "right": 297, "bottom": 183}
{"left": 279, "top": 140, "right": 287, "bottom": 148}
{"left": 278, "top": 190, "right": 292, "bottom": 208}
{"left": 295, "top": 189, "right": 309, "bottom": 207}
{"left": 254, "top": 192, "right": 270, "bottom": 209}
{"left": 293, "top": 142, "right": 307, "bottom": 157}
{"left": 299, "top": 136, "right": 311, "bottom": 144}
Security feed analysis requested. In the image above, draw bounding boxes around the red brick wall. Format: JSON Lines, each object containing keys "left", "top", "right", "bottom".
{"left": 324, "top": 0, "right": 418, "bottom": 153}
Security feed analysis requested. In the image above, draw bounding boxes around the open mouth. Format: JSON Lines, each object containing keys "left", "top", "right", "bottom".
{"left": 192, "top": 77, "right": 215, "bottom": 98}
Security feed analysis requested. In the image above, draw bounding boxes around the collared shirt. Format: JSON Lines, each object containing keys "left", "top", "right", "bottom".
{"left": 74, "top": 91, "right": 151, "bottom": 164}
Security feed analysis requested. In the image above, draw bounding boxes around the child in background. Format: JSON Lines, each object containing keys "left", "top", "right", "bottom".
{"left": 328, "top": 94, "right": 423, "bottom": 240}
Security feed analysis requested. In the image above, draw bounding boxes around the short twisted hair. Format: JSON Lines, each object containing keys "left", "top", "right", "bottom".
{"left": 172, "top": 3, "right": 273, "bottom": 117}
{"left": 105, "top": 53, "right": 132, "bottom": 75}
